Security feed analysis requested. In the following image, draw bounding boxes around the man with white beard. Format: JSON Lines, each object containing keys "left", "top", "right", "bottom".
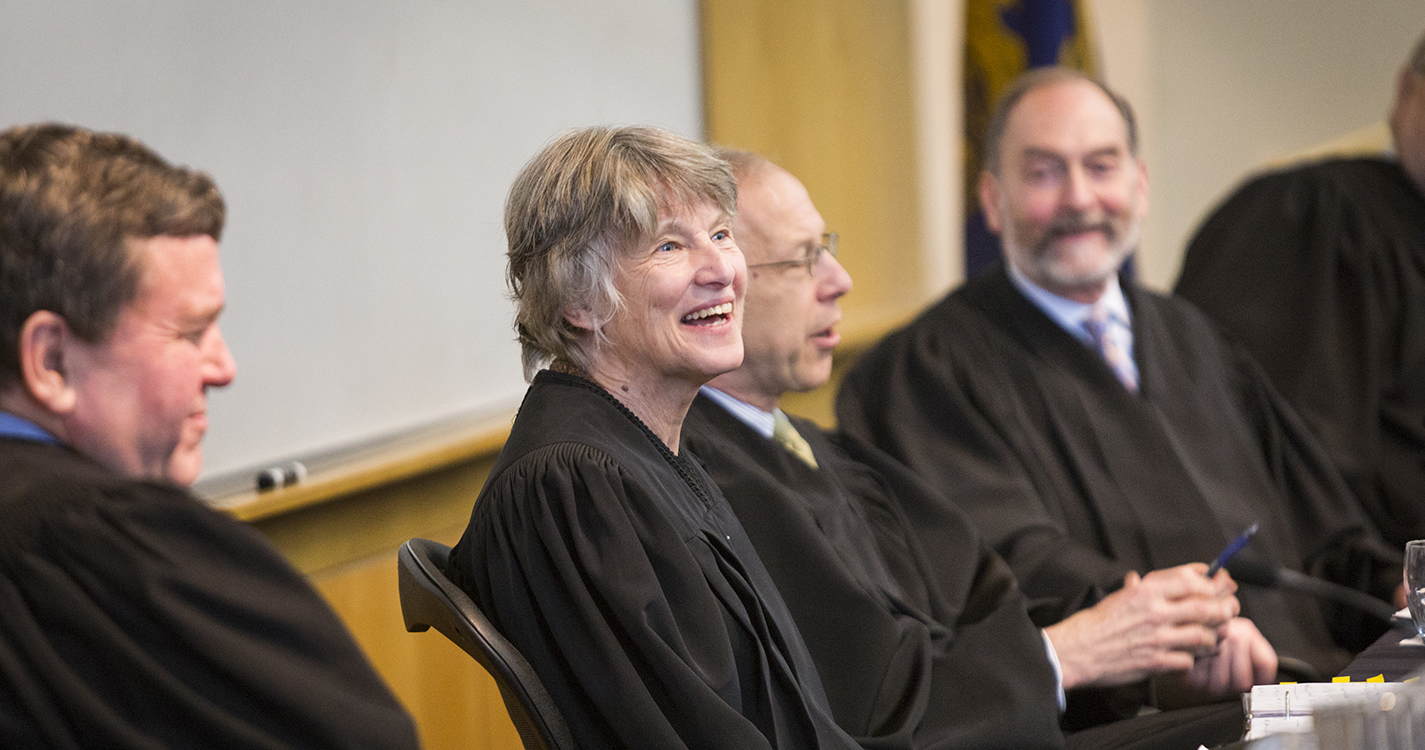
{"left": 838, "top": 68, "right": 1402, "bottom": 693}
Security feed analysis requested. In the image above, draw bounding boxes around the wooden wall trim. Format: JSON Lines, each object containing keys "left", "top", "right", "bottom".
{"left": 207, "top": 411, "right": 514, "bottom": 524}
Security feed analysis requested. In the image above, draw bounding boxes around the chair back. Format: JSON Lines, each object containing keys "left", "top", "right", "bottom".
{"left": 397, "top": 538, "right": 576, "bottom": 750}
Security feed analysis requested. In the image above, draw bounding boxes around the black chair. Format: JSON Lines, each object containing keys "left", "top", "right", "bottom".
{"left": 397, "top": 538, "right": 576, "bottom": 750}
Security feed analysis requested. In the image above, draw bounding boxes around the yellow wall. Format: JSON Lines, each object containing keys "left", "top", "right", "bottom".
{"left": 313, "top": 540, "right": 521, "bottom": 750}
{"left": 702, "top": 0, "right": 933, "bottom": 427}
{"left": 248, "top": 454, "right": 521, "bottom": 750}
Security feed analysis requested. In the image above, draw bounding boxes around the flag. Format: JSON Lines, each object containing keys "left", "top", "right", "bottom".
{"left": 963, "top": 0, "right": 1097, "bottom": 278}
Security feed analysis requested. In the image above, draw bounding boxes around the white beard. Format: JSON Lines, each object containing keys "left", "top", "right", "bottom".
{"left": 999, "top": 199, "right": 1143, "bottom": 293}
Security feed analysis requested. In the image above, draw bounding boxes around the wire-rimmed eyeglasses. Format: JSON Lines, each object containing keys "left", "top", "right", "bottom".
{"left": 746, "top": 232, "right": 838, "bottom": 274}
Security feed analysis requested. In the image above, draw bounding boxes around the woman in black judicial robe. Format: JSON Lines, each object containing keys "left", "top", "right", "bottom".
{"left": 446, "top": 126, "right": 860, "bottom": 750}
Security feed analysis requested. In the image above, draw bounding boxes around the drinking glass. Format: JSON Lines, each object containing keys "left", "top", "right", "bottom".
{"left": 1405, "top": 540, "right": 1425, "bottom": 637}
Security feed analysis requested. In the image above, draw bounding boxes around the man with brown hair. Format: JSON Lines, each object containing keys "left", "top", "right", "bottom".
{"left": 0, "top": 123, "right": 418, "bottom": 748}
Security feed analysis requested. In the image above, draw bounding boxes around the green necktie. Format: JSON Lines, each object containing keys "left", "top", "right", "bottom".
{"left": 772, "top": 411, "right": 818, "bottom": 469}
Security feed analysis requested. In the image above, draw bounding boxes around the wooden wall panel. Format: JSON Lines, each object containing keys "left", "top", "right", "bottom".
{"left": 311, "top": 536, "right": 522, "bottom": 750}
{"left": 702, "top": 0, "right": 931, "bottom": 426}
{"left": 250, "top": 454, "right": 524, "bottom": 750}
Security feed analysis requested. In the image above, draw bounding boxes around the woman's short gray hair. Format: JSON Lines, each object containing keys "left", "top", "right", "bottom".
{"left": 505, "top": 125, "right": 737, "bottom": 380}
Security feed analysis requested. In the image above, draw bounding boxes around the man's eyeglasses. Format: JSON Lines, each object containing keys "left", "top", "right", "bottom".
{"left": 747, "top": 232, "right": 838, "bottom": 274}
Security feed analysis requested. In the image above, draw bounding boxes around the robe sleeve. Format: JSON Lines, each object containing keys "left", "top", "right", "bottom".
{"left": 0, "top": 477, "right": 419, "bottom": 750}
{"left": 831, "top": 432, "right": 1021, "bottom": 627}
{"left": 449, "top": 442, "right": 817, "bottom": 750}
{"left": 836, "top": 327, "right": 1129, "bottom": 626}
{"left": 1176, "top": 162, "right": 1425, "bottom": 550}
{"left": 1230, "top": 342, "right": 1404, "bottom": 642}
{"left": 832, "top": 429, "right": 1119, "bottom": 737}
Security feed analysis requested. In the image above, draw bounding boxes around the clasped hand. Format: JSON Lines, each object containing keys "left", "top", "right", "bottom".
{"left": 1045, "top": 563, "right": 1276, "bottom": 696}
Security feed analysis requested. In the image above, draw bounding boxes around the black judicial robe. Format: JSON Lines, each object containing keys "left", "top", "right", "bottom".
{"left": 1176, "top": 157, "right": 1425, "bottom": 550}
{"left": 681, "top": 395, "right": 1063, "bottom": 750}
{"left": 0, "top": 438, "right": 420, "bottom": 749}
{"left": 447, "top": 371, "right": 859, "bottom": 750}
{"left": 836, "top": 269, "right": 1401, "bottom": 677}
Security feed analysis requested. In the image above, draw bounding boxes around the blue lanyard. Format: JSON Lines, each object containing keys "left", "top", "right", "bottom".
{"left": 0, "top": 412, "right": 62, "bottom": 445}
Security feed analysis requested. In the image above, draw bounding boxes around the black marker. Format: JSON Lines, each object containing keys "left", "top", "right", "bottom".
{"left": 1206, "top": 523, "right": 1258, "bottom": 576}
{"left": 256, "top": 460, "right": 307, "bottom": 491}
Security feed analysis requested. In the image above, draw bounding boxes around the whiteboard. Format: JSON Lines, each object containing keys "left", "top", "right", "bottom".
{"left": 0, "top": 0, "right": 703, "bottom": 482}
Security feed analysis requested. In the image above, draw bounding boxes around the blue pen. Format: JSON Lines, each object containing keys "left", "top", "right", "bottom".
{"left": 1206, "top": 523, "right": 1258, "bottom": 576}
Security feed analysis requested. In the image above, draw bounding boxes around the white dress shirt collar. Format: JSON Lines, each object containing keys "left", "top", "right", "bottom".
{"left": 1006, "top": 262, "right": 1132, "bottom": 342}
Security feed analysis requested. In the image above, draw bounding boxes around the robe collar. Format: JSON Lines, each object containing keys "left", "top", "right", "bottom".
{"left": 1005, "top": 261, "right": 1132, "bottom": 344}
{"left": 985, "top": 266, "right": 1144, "bottom": 397}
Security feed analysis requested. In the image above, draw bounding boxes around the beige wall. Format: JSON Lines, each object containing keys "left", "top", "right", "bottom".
{"left": 702, "top": 0, "right": 935, "bottom": 347}
{"left": 710, "top": 0, "right": 1424, "bottom": 303}
{"left": 1090, "top": 0, "right": 1421, "bottom": 289}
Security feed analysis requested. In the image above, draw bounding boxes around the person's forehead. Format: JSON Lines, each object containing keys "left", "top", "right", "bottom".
{"left": 657, "top": 194, "right": 728, "bottom": 228}
{"left": 126, "top": 235, "right": 225, "bottom": 316}
{"left": 1392, "top": 70, "right": 1425, "bottom": 146}
{"left": 1003, "top": 80, "right": 1130, "bottom": 157}
{"left": 738, "top": 167, "right": 823, "bottom": 259}
{"left": 1407, "top": 69, "right": 1425, "bottom": 111}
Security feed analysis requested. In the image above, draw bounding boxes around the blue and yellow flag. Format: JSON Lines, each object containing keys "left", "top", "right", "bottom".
{"left": 964, "top": 0, "right": 1097, "bottom": 277}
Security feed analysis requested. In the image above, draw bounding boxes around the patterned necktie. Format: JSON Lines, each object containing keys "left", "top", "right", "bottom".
{"left": 772, "top": 411, "right": 819, "bottom": 469}
{"left": 1083, "top": 305, "right": 1139, "bottom": 392}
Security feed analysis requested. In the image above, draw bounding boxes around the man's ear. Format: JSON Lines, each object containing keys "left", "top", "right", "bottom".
{"left": 17, "top": 311, "right": 79, "bottom": 414}
{"left": 978, "top": 171, "right": 1005, "bottom": 233}
{"left": 1134, "top": 156, "right": 1151, "bottom": 218}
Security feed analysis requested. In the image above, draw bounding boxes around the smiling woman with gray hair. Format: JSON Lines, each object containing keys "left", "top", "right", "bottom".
{"left": 447, "top": 125, "right": 860, "bottom": 750}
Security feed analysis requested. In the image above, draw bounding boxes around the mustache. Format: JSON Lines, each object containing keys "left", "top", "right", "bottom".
{"left": 1046, "top": 217, "right": 1115, "bottom": 241}
{"left": 1029, "top": 217, "right": 1115, "bottom": 254}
